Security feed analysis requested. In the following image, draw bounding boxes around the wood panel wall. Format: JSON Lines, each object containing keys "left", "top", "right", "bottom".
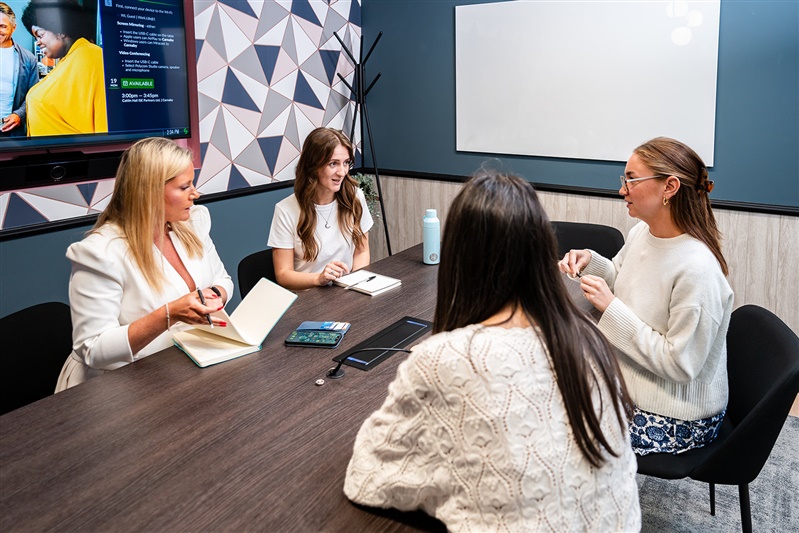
{"left": 368, "top": 175, "right": 799, "bottom": 334}
{"left": 366, "top": 174, "right": 799, "bottom": 417}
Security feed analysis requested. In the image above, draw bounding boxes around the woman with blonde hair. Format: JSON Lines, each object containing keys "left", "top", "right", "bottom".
{"left": 268, "top": 127, "right": 372, "bottom": 290}
{"left": 559, "top": 137, "right": 734, "bottom": 456}
{"left": 56, "top": 137, "right": 233, "bottom": 391}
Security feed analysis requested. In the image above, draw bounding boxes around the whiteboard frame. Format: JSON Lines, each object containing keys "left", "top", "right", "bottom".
{"left": 455, "top": 0, "right": 721, "bottom": 165}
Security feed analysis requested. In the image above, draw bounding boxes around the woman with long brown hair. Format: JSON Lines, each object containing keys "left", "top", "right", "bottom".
{"left": 268, "top": 127, "right": 372, "bottom": 290}
{"left": 344, "top": 173, "right": 640, "bottom": 531}
{"left": 559, "top": 137, "right": 734, "bottom": 456}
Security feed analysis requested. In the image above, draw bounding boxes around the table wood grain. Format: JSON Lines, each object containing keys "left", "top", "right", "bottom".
{"left": 0, "top": 244, "right": 446, "bottom": 532}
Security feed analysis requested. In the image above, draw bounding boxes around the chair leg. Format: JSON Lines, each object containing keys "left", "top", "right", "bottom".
{"left": 709, "top": 482, "right": 715, "bottom": 516}
{"left": 739, "top": 483, "right": 752, "bottom": 533}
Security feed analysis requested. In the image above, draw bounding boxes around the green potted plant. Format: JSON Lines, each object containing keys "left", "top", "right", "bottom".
{"left": 351, "top": 173, "right": 382, "bottom": 221}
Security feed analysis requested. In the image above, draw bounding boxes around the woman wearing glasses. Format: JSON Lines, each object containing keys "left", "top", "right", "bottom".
{"left": 268, "top": 127, "right": 373, "bottom": 290}
{"left": 558, "top": 137, "right": 733, "bottom": 456}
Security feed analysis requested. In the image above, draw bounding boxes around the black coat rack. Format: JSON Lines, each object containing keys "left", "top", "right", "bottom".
{"left": 333, "top": 31, "right": 392, "bottom": 256}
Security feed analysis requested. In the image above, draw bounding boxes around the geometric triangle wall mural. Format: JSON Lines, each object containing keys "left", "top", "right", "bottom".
{"left": 0, "top": 0, "right": 361, "bottom": 231}
{"left": 194, "top": 0, "right": 361, "bottom": 192}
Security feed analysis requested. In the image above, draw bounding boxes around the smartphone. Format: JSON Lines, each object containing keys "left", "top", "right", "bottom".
{"left": 285, "top": 330, "right": 343, "bottom": 348}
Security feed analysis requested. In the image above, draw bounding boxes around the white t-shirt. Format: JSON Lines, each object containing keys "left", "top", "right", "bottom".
{"left": 268, "top": 188, "right": 374, "bottom": 273}
{"left": 0, "top": 46, "right": 16, "bottom": 117}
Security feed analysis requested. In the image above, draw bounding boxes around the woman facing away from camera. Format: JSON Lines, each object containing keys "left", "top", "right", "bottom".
{"left": 559, "top": 137, "right": 734, "bottom": 456}
{"left": 56, "top": 138, "right": 232, "bottom": 391}
{"left": 344, "top": 173, "right": 640, "bottom": 531}
{"left": 268, "top": 127, "right": 373, "bottom": 290}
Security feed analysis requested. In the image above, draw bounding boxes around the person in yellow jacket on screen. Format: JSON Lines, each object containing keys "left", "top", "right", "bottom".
{"left": 22, "top": 0, "right": 107, "bottom": 136}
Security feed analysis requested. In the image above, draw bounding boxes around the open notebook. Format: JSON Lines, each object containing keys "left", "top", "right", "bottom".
{"left": 333, "top": 270, "right": 401, "bottom": 296}
{"left": 173, "top": 278, "right": 297, "bottom": 367}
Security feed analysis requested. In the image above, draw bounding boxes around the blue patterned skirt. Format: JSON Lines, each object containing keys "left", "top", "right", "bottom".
{"left": 629, "top": 406, "right": 725, "bottom": 456}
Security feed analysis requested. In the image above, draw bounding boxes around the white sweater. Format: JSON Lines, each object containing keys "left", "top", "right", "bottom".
{"left": 585, "top": 221, "right": 733, "bottom": 421}
{"left": 344, "top": 325, "right": 641, "bottom": 533}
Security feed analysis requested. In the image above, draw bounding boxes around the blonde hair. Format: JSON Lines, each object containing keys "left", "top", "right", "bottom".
{"left": 0, "top": 3, "right": 17, "bottom": 26}
{"left": 634, "top": 137, "right": 728, "bottom": 276}
{"left": 94, "top": 137, "right": 202, "bottom": 291}
{"left": 294, "top": 127, "right": 365, "bottom": 262}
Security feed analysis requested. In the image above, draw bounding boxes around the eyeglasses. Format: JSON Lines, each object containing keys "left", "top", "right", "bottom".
{"left": 619, "top": 174, "right": 663, "bottom": 193}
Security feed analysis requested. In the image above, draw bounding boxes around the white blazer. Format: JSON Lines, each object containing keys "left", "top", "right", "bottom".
{"left": 56, "top": 205, "right": 234, "bottom": 391}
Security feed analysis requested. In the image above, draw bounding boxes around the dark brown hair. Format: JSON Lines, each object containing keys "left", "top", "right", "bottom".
{"left": 294, "top": 127, "right": 365, "bottom": 262}
{"left": 435, "top": 172, "right": 632, "bottom": 468}
{"left": 634, "top": 137, "right": 728, "bottom": 276}
{"left": 22, "top": 0, "right": 95, "bottom": 41}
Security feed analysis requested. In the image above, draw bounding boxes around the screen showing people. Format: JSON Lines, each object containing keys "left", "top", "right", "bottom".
{"left": 0, "top": 0, "right": 191, "bottom": 145}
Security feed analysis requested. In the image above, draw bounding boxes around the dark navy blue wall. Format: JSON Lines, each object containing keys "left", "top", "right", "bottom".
{"left": 0, "top": 186, "right": 290, "bottom": 318}
{"left": 361, "top": 0, "right": 798, "bottom": 208}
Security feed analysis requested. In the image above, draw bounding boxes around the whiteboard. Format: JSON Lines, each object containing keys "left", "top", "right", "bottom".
{"left": 455, "top": 0, "right": 720, "bottom": 165}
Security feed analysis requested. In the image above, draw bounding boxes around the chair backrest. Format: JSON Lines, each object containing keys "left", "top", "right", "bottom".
{"left": 0, "top": 302, "right": 72, "bottom": 415}
{"left": 238, "top": 248, "right": 276, "bottom": 299}
{"left": 692, "top": 305, "right": 799, "bottom": 484}
{"left": 551, "top": 221, "right": 625, "bottom": 259}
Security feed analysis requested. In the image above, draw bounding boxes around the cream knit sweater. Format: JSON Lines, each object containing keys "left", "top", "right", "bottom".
{"left": 585, "top": 221, "right": 734, "bottom": 421}
{"left": 344, "top": 325, "right": 641, "bottom": 532}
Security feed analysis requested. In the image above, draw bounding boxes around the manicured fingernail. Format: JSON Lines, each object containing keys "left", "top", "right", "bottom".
{"left": 219, "top": 322, "right": 227, "bottom": 327}
{"left": 217, "top": 306, "right": 224, "bottom": 310}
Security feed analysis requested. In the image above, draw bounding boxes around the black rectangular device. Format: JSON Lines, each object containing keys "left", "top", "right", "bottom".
{"left": 332, "top": 316, "right": 432, "bottom": 371}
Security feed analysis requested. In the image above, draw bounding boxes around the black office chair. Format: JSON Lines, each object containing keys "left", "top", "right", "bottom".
{"left": 238, "top": 248, "right": 277, "bottom": 299}
{"left": 636, "top": 305, "right": 799, "bottom": 533}
{"left": 0, "top": 302, "right": 73, "bottom": 415}
{"left": 551, "top": 221, "right": 625, "bottom": 259}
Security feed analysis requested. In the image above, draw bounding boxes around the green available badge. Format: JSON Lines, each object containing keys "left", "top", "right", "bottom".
{"left": 121, "top": 78, "right": 155, "bottom": 89}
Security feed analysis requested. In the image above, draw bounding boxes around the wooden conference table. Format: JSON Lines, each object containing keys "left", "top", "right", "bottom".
{"left": 0, "top": 244, "right": 447, "bottom": 532}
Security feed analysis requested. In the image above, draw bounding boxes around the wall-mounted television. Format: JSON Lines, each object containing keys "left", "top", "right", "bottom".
{"left": 0, "top": 0, "right": 199, "bottom": 192}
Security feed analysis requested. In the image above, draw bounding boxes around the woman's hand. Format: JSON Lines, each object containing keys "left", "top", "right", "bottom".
{"left": 558, "top": 249, "right": 592, "bottom": 278}
{"left": 579, "top": 274, "right": 615, "bottom": 313}
{"left": 317, "top": 260, "right": 350, "bottom": 286}
{"left": 169, "top": 291, "right": 226, "bottom": 327}
{"left": 128, "top": 290, "right": 225, "bottom": 355}
{"left": 202, "top": 286, "right": 227, "bottom": 306}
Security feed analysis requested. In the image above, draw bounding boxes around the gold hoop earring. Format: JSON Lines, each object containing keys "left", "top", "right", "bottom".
{"left": 663, "top": 196, "right": 669, "bottom": 206}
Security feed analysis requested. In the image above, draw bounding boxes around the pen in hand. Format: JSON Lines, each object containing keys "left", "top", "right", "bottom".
{"left": 345, "top": 275, "right": 376, "bottom": 290}
{"left": 197, "top": 289, "right": 214, "bottom": 328}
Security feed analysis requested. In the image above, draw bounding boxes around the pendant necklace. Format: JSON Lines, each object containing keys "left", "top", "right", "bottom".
{"left": 317, "top": 203, "right": 334, "bottom": 229}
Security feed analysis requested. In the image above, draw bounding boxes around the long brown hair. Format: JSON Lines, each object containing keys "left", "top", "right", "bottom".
{"left": 94, "top": 137, "right": 202, "bottom": 291}
{"left": 294, "top": 127, "right": 365, "bottom": 262}
{"left": 435, "top": 172, "right": 632, "bottom": 468}
{"left": 634, "top": 137, "right": 728, "bottom": 276}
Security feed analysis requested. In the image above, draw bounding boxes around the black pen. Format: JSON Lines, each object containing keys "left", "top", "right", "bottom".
{"left": 345, "top": 275, "right": 376, "bottom": 290}
{"left": 197, "top": 289, "right": 214, "bottom": 328}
